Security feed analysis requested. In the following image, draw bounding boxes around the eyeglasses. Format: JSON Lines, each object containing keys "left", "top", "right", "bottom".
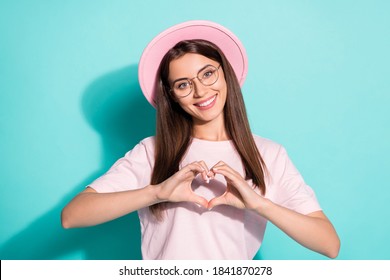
{"left": 170, "top": 64, "right": 221, "bottom": 98}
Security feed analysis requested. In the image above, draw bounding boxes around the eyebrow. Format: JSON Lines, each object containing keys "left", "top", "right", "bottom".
{"left": 170, "top": 64, "right": 216, "bottom": 84}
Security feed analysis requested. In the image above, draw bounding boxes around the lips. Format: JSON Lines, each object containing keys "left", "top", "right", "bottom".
{"left": 194, "top": 95, "right": 217, "bottom": 109}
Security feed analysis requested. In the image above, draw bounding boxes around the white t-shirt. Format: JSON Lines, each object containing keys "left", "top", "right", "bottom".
{"left": 89, "top": 135, "right": 321, "bottom": 259}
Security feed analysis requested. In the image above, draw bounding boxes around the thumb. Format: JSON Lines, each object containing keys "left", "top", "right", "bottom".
{"left": 207, "top": 195, "right": 226, "bottom": 210}
{"left": 189, "top": 194, "right": 208, "bottom": 209}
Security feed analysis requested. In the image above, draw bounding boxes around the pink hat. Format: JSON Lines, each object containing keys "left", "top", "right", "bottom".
{"left": 138, "top": 20, "right": 248, "bottom": 107}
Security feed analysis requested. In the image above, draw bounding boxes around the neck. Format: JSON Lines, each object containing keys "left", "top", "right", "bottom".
{"left": 192, "top": 115, "right": 229, "bottom": 141}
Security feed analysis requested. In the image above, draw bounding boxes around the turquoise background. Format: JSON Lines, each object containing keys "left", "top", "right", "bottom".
{"left": 1, "top": 0, "right": 389, "bottom": 260}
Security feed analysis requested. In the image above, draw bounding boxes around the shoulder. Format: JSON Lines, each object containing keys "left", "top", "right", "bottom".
{"left": 252, "top": 134, "right": 284, "bottom": 155}
{"left": 251, "top": 134, "right": 292, "bottom": 169}
{"left": 122, "top": 136, "right": 156, "bottom": 162}
{"left": 139, "top": 136, "right": 156, "bottom": 148}
{"left": 137, "top": 136, "right": 156, "bottom": 155}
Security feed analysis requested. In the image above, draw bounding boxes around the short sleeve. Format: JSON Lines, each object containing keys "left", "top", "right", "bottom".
{"left": 88, "top": 139, "right": 154, "bottom": 193}
{"left": 271, "top": 146, "right": 322, "bottom": 215}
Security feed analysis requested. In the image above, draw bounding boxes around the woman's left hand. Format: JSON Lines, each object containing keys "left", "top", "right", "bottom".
{"left": 207, "top": 161, "right": 265, "bottom": 211}
{"left": 208, "top": 162, "right": 340, "bottom": 258}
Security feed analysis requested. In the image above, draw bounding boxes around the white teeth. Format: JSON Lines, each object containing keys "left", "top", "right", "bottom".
{"left": 197, "top": 95, "right": 216, "bottom": 107}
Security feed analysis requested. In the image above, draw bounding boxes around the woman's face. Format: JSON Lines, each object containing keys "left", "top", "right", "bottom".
{"left": 168, "top": 53, "right": 227, "bottom": 126}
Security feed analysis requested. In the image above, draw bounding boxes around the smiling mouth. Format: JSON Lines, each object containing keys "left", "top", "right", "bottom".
{"left": 194, "top": 95, "right": 217, "bottom": 107}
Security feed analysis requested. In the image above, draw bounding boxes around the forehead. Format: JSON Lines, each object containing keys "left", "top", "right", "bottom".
{"left": 168, "top": 53, "right": 217, "bottom": 80}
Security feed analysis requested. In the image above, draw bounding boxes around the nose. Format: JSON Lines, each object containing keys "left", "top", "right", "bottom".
{"left": 192, "top": 78, "right": 208, "bottom": 98}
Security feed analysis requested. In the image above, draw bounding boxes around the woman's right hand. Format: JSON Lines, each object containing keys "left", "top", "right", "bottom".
{"left": 155, "top": 161, "right": 211, "bottom": 208}
{"left": 62, "top": 161, "right": 211, "bottom": 229}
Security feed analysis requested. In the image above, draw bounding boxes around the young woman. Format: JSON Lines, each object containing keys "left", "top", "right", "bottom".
{"left": 61, "top": 21, "right": 340, "bottom": 259}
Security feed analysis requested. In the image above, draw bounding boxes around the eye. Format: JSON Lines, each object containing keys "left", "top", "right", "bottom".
{"left": 203, "top": 71, "right": 213, "bottom": 78}
{"left": 201, "top": 68, "right": 216, "bottom": 80}
{"left": 175, "top": 80, "right": 190, "bottom": 90}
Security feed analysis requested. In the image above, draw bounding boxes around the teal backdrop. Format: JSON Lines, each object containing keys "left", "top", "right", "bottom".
{"left": 1, "top": 0, "right": 389, "bottom": 260}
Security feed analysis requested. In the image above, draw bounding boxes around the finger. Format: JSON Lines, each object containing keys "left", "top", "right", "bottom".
{"left": 197, "top": 161, "right": 211, "bottom": 182}
{"left": 211, "top": 161, "right": 240, "bottom": 175}
{"left": 212, "top": 166, "right": 251, "bottom": 195}
{"left": 211, "top": 160, "right": 226, "bottom": 169}
{"left": 188, "top": 194, "right": 209, "bottom": 208}
{"left": 211, "top": 162, "right": 240, "bottom": 180}
{"left": 206, "top": 165, "right": 216, "bottom": 179}
{"left": 212, "top": 165, "right": 241, "bottom": 182}
{"left": 182, "top": 162, "right": 205, "bottom": 177}
{"left": 208, "top": 194, "right": 226, "bottom": 210}
{"left": 197, "top": 160, "right": 209, "bottom": 172}
{"left": 208, "top": 161, "right": 229, "bottom": 179}
{"left": 206, "top": 170, "right": 215, "bottom": 180}
{"left": 213, "top": 166, "right": 258, "bottom": 203}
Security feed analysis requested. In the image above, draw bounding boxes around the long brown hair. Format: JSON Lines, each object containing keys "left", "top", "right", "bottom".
{"left": 150, "top": 39, "right": 266, "bottom": 220}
